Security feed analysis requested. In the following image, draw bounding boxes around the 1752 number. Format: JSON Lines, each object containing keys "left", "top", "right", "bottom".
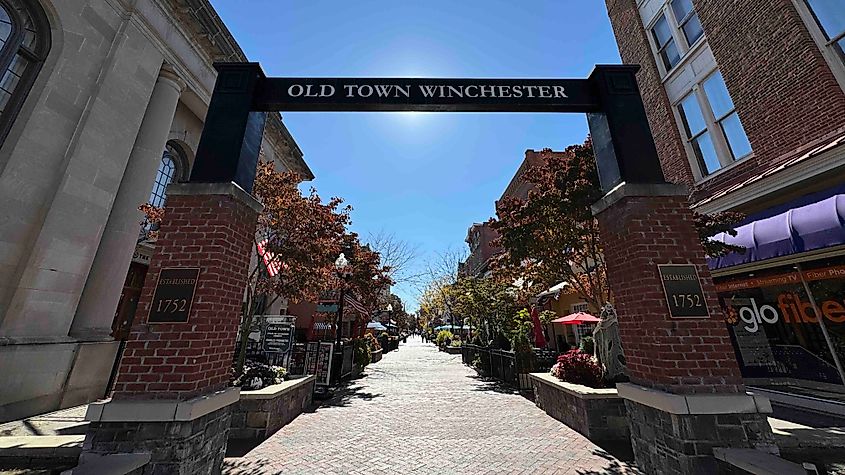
{"left": 671, "top": 294, "right": 702, "bottom": 308}
{"left": 155, "top": 298, "right": 188, "bottom": 313}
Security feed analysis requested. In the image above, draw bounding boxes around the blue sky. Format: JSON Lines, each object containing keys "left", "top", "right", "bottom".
{"left": 209, "top": 1, "right": 621, "bottom": 311}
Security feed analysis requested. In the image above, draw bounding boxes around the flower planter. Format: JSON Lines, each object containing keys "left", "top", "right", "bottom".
{"left": 444, "top": 346, "right": 462, "bottom": 355}
{"left": 229, "top": 375, "right": 316, "bottom": 440}
{"left": 529, "top": 373, "right": 629, "bottom": 442}
{"left": 371, "top": 348, "right": 383, "bottom": 363}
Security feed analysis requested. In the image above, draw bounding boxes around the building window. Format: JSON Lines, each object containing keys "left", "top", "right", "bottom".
{"left": 0, "top": 0, "right": 50, "bottom": 145}
{"left": 804, "top": 0, "right": 845, "bottom": 60}
{"left": 148, "top": 142, "right": 187, "bottom": 208}
{"left": 677, "top": 70, "right": 752, "bottom": 177}
{"left": 647, "top": 0, "right": 705, "bottom": 75}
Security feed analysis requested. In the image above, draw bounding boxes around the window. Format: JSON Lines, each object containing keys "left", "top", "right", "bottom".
{"left": 804, "top": 0, "right": 845, "bottom": 60}
{"left": 647, "top": 0, "right": 705, "bottom": 75}
{"left": 651, "top": 15, "right": 681, "bottom": 70}
{"left": 0, "top": 0, "right": 49, "bottom": 145}
{"left": 670, "top": 0, "right": 704, "bottom": 46}
{"left": 677, "top": 70, "right": 752, "bottom": 177}
{"left": 148, "top": 142, "right": 187, "bottom": 208}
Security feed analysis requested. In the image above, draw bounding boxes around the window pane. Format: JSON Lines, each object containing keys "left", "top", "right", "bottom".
{"left": 652, "top": 15, "right": 673, "bottom": 48}
{"left": 149, "top": 153, "right": 176, "bottom": 207}
{"left": 670, "top": 0, "right": 694, "bottom": 22}
{"left": 693, "top": 132, "right": 721, "bottom": 174}
{"left": 720, "top": 112, "right": 753, "bottom": 159}
{"left": 703, "top": 71, "right": 735, "bottom": 119}
{"left": 806, "top": 0, "right": 845, "bottom": 40}
{"left": 663, "top": 40, "right": 681, "bottom": 69}
{"left": 679, "top": 93, "right": 706, "bottom": 137}
{"left": 682, "top": 13, "right": 704, "bottom": 45}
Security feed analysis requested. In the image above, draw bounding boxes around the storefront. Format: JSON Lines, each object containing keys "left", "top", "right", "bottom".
{"left": 710, "top": 187, "right": 845, "bottom": 396}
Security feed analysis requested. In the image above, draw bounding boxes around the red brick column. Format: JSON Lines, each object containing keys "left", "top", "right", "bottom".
{"left": 593, "top": 183, "right": 743, "bottom": 395}
{"left": 111, "top": 182, "right": 261, "bottom": 401}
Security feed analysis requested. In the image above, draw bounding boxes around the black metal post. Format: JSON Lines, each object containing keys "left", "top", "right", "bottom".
{"left": 336, "top": 282, "right": 344, "bottom": 346}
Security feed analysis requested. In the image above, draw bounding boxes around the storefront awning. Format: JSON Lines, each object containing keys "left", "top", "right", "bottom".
{"left": 708, "top": 193, "right": 845, "bottom": 270}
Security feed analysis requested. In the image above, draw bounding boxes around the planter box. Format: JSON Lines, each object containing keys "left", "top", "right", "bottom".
{"left": 444, "top": 346, "right": 462, "bottom": 355}
{"left": 529, "top": 373, "right": 629, "bottom": 442}
{"left": 229, "top": 375, "right": 315, "bottom": 440}
{"left": 371, "top": 349, "right": 383, "bottom": 363}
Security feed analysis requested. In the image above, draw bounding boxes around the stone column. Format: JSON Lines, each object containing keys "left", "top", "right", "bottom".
{"left": 592, "top": 183, "right": 777, "bottom": 474}
{"left": 78, "top": 182, "right": 261, "bottom": 474}
{"left": 71, "top": 65, "right": 186, "bottom": 339}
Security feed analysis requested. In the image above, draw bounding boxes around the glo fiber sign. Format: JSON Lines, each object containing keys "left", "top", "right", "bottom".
{"left": 727, "top": 292, "right": 845, "bottom": 333}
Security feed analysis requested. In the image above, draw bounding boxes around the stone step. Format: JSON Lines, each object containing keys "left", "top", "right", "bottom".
{"left": 713, "top": 448, "right": 818, "bottom": 475}
{"left": 61, "top": 453, "right": 150, "bottom": 475}
{"left": 0, "top": 435, "right": 83, "bottom": 471}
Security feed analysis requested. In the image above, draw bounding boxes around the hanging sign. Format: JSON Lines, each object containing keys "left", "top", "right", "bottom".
{"left": 148, "top": 267, "right": 200, "bottom": 323}
{"left": 658, "top": 264, "right": 709, "bottom": 318}
{"left": 263, "top": 316, "right": 295, "bottom": 353}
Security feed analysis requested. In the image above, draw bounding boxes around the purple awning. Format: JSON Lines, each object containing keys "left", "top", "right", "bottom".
{"left": 708, "top": 194, "right": 845, "bottom": 270}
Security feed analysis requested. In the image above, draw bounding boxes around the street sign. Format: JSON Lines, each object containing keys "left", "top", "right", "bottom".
{"left": 263, "top": 316, "right": 295, "bottom": 353}
{"left": 148, "top": 267, "right": 200, "bottom": 323}
{"left": 658, "top": 264, "right": 709, "bottom": 318}
{"left": 316, "top": 304, "right": 338, "bottom": 313}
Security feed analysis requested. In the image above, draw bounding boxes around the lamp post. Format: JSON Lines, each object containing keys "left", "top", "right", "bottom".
{"left": 335, "top": 253, "right": 349, "bottom": 347}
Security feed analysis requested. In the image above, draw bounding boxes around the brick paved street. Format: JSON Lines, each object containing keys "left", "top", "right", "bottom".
{"left": 223, "top": 336, "right": 640, "bottom": 474}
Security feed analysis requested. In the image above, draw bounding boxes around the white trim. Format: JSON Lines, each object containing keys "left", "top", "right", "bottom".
{"left": 239, "top": 375, "right": 315, "bottom": 400}
{"left": 85, "top": 387, "right": 240, "bottom": 422}
{"left": 529, "top": 373, "right": 620, "bottom": 399}
{"left": 791, "top": 0, "right": 845, "bottom": 94}
{"left": 617, "top": 382, "right": 773, "bottom": 415}
{"left": 694, "top": 143, "right": 845, "bottom": 215}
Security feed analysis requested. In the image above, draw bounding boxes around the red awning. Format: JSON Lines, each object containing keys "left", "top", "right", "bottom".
{"left": 551, "top": 312, "right": 600, "bottom": 325}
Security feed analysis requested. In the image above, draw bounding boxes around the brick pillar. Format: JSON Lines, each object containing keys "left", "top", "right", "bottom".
{"left": 78, "top": 182, "right": 261, "bottom": 474}
{"left": 592, "top": 183, "right": 776, "bottom": 473}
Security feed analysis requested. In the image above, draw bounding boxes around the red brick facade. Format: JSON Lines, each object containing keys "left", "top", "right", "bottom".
{"left": 111, "top": 189, "right": 259, "bottom": 400}
{"left": 605, "top": 0, "right": 693, "bottom": 186}
{"left": 605, "top": 0, "right": 845, "bottom": 205}
{"left": 596, "top": 192, "right": 743, "bottom": 395}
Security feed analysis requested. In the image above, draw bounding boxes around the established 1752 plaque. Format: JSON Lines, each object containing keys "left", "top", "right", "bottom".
{"left": 658, "top": 264, "right": 710, "bottom": 318}
{"left": 148, "top": 267, "right": 200, "bottom": 323}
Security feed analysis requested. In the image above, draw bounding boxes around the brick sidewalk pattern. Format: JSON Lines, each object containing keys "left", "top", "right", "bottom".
{"left": 223, "top": 336, "right": 640, "bottom": 474}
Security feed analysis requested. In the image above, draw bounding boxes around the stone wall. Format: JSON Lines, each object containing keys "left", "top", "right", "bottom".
{"left": 230, "top": 376, "right": 315, "bottom": 440}
{"left": 625, "top": 398, "right": 777, "bottom": 474}
{"left": 84, "top": 405, "right": 231, "bottom": 475}
{"left": 530, "top": 373, "right": 628, "bottom": 442}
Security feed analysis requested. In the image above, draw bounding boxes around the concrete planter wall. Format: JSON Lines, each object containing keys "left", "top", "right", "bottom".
{"left": 230, "top": 375, "right": 315, "bottom": 440}
{"left": 443, "top": 346, "right": 462, "bottom": 355}
{"left": 371, "top": 349, "right": 383, "bottom": 364}
{"left": 529, "top": 373, "right": 629, "bottom": 442}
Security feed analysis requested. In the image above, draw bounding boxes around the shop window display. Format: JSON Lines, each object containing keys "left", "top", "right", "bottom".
{"left": 716, "top": 255, "right": 845, "bottom": 387}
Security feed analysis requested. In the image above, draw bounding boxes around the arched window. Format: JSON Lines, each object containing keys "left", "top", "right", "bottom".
{"left": 148, "top": 142, "right": 188, "bottom": 208}
{"left": 0, "top": 0, "right": 50, "bottom": 144}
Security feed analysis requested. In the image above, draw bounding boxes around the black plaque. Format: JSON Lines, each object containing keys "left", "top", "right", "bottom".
{"left": 263, "top": 317, "right": 295, "bottom": 353}
{"left": 148, "top": 268, "right": 200, "bottom": 323}
{"left": 658, "top": 264, "right": 709, "bottom": 318}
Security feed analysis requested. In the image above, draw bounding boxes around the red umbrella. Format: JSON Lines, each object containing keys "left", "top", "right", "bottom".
{"left": 551, "top": 312, "right": 600, "bottom": 325}
{"left": 530, "top": 307, "right": 547, "bottom": 348}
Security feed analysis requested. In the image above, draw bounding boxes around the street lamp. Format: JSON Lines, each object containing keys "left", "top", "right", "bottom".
{"left": 335, "top": 253, "right": 349, "bottom": 346}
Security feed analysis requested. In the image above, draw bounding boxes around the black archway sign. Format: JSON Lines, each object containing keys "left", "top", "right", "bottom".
{"left": 190, "top": 63, "right": 665, "bottom": 194}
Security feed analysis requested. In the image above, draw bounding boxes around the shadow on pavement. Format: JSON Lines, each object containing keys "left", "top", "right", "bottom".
{"left": 465, "top": 375, "right": 521, "bottom": 395}
{"left": 311, "top": 379, "right": 385, "bottom": 409}
{"left": 575, "top": 448, "right": 642, "bottom": 475}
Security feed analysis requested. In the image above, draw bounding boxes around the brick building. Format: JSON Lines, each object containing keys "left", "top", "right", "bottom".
{"left": 0, "top": 0, "right": 311, "bottom": 422}
{"left": 605, "top": 0, "right": 845, "bottom": 406}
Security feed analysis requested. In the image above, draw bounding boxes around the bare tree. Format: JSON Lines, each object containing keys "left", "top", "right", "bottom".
{"left": 367, "top": 230, "right": 422, "bottom": 284}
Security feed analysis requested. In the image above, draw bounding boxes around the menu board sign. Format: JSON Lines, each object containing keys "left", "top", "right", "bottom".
{"left": 658, "top": 264, "right": 709, "bottom": 318}
{"left": 304, "top": 342, "right": 334, "bottom": 386}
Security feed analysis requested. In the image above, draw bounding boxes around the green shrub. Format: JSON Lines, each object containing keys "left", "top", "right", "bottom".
{"left": 579, "top": 336, "right": 595, "bottom": 354}
{"left": 233, "top": 362, "right": 286, "bottom": 390}
{"left": 354, "top": 338, "right": 371, "bottom": 368}
{"left": 436, "top": 330, "right": 453, "bottom": 347}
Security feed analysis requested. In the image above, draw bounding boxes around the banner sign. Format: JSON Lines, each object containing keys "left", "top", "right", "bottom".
{"left": 263, "top": 316, "right": 295, "bottom": 353}
{"left": 658, "top": 264, "right": 709, "bottom": 318}
{"left": 148, "top": 267, "right": 200, "bottom": 323}
{"left": 255, "top": 78, "right": 600, "bottom": 113}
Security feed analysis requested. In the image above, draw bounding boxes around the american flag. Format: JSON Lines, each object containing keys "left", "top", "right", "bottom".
{"left": 256, "top": 239, "right": 282, "bottom": 277}
{"left": 344, "top": 295, "right": 370, "bottom": 316}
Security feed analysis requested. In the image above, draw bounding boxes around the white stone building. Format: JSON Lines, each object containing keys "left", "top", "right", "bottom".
{"left": 0, "top": 0, "right": 312, "bottom": 422}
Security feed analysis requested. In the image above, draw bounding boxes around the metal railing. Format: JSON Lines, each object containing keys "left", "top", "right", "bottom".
{"left": 462, "top": 344, "right": 558, "bottom": 390}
